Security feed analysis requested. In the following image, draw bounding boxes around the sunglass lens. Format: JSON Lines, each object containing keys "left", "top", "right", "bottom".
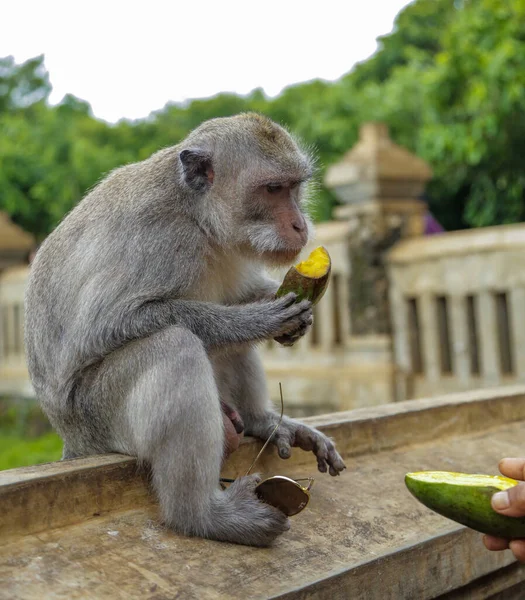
{"left": 255, "top": 477, "right": 309, "bottom": 516}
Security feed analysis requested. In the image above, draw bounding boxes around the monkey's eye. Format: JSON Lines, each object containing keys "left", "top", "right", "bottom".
{"left": 266, "top": 184, "right": 283, "bottom": 194}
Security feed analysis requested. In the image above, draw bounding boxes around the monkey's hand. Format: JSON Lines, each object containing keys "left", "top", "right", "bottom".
{"left": 274, "top": 313, "right": 313, "bottom": 347}
{"left": 275, "top": 419, "right": 346, "bottom": 476}
{"left": 249, "top": 415, "right": 346, "bottom": 477}
{"left": 269, "top": 293, "right": 313, "bottom": 346}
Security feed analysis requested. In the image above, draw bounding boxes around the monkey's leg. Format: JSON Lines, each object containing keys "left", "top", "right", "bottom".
{"left": 222, "top": 348, "right": 346, "bottom": 477}
{"left": 87, "top": 327, "right": 289, "bottom": 546}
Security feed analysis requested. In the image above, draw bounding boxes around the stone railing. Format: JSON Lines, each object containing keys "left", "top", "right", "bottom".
{"left": 6, "top": 221, "right": 525, "bottom": 412}
{"left": 0, "top": 265, "right": 32, "bottom": 396}
{"left": 388, "top": 223, "right": 525, "bottom": 401}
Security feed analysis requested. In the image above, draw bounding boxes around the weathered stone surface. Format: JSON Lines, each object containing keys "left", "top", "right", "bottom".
{"left": 3, "top": 387, "right": 525, "bottom": 599}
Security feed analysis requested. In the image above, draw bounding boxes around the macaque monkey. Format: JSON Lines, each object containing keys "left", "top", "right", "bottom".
{"left": 25, "top": 113, "right": 346, "bottom": 546}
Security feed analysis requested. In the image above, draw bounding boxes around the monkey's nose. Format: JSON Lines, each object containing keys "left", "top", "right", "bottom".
{"left": 292, "top": 220, "right": 306, "bottom": 233}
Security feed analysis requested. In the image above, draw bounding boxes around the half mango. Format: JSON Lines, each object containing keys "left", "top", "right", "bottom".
{"left": 405, "top": 471, "right": 525, "bottom": 539}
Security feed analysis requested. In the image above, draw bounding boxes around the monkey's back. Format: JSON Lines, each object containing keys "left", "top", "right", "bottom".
{"left": 24, "top": 147, "right": 206, "bottom": 405}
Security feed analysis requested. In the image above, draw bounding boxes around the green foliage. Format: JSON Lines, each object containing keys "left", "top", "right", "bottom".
{"left": 340, "top": 0, "right": 525, "bottom": 229}
{"left": 1, "top": 0, "right": 525, "bottom": 238}
{"left": 0, "top": 431, "right": 63, "bottom": 470}
{"left": 420, "top": 0, "right": 525, "bottom": 227}
{"left": 0, "top": 397, "right": 62, "bottom": 470}
{"left": 0, "top": 54, "right": 50, "bottom": 112}
{"left": 352, "top": 0, "right": 456, "bottom": 85}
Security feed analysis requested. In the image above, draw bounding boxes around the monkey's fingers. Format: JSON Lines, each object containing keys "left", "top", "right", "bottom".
{"left": 292, "top": 425, "right": 346, "bottom": 477}
{"left": 291, "top": 425, "right": 328, "bottom": 473}
{"left": 274, "top": 430, "right": 294, "bottom": 460}
{"left": 274, "top": 314, "right": 314, "bottom": 346}
{"left": 327, "top": 448, "right": 346, "bottom": 476}
{"left": 277, "top": 292, "right": 299, "bottom": 308}
{"left": 279, "top": 301, "right": 312, "bottom": 334}
{"left": 317, "top": 455, "right": 328, "bottom": 474}
{"left": 312, "top": 436, "right": 331, "bottom": 475}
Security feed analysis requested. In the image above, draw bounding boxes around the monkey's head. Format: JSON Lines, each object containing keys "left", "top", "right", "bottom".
{"left": 178, "top": 113, "right": 315, "bottom": 267}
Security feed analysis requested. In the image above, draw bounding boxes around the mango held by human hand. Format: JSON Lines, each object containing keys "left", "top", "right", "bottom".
{"left": 405, "top": 471, "right": 525, "bottom": 539}
{"left": 276, "top": 246, "right": 331, "bottom": 305}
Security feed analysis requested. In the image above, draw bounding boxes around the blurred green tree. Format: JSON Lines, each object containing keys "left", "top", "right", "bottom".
{"left": 335, "top": 0, "right": 525, "bottom": 230}
{"left": 0, "top": 54, "right": 51, "bottom": 112}
{"left": 1, "top": 0, "right": 525, "bottom": 238}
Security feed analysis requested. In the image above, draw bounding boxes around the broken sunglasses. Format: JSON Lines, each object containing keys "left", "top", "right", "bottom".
{"left": 220, "top": 383, "right": 314, "bottom": 517}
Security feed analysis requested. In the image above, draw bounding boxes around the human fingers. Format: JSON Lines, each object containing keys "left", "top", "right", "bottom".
{"left": 509, "top": 540, "right": 525, "bottom": 563}
{"left": 483, "top": 535, "right": 510, "bottom": 551}
{"left": 492, "top": 482, "right": 525, "bottom": 517}
{"left": 498, "top": 458, "right": 525, "bottom": 481}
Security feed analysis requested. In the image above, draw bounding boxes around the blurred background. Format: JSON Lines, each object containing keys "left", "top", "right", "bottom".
{"left": 2, "top": 0, "right": 525, "bottom": 469}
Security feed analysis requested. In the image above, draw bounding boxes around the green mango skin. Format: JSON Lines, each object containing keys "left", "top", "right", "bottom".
{"left": 405, "top": 472, "right": 525, "bottom": 539}
{"left": 276, "top": 266, "right": 331, "bottom": 306}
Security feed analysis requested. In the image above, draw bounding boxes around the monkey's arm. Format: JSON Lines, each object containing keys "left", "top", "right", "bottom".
{"left": 95, "top": 295, "right": 311, "bottom": 356}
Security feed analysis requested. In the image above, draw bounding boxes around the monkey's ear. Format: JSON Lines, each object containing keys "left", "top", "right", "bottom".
{"left": 179, "top": 148, "right": 214, "bottom": 191}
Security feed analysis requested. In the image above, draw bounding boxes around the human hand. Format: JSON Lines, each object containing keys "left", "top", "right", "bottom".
{"left": 483, "top": 458, "right": 525, "bottom": 561}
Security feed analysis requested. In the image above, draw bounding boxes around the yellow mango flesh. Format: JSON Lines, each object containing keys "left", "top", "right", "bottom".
{"left": 294, "top": 246, "right": 331, "bottom": 279}
{"left": 409, "top": 471, "right": 518, "bottom": 489}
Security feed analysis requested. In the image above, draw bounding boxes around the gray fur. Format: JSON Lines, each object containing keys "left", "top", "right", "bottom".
{"left": 25, "top": 113, "right": 345, "bottom": 547}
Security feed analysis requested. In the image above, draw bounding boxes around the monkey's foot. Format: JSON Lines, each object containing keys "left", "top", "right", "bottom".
{"left": 217, "top": 475, "right": 291, "bottom": 546}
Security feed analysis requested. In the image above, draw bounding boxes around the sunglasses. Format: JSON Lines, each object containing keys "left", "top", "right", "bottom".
{"left": 220, "top": 383, "right": 314, "bottom": 517}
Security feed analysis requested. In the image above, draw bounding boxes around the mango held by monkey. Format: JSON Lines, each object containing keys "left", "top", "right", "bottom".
{"left": 277, "top": 246, "right": 331, "bottom": 305}
{"left": 25, "top": 113, "right": 345, "bottom": 548}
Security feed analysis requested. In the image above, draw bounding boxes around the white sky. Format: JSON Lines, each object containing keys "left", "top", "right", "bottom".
{"left": 1, "top": 0, "right": 413, "bottom": 123}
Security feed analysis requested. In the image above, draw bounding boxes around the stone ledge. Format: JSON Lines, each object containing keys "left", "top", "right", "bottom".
{"left": 3, "top": 386, "right": 525, "bottom": 598}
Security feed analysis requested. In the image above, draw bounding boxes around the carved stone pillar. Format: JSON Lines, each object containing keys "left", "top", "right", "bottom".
{"left": 325, "top": 122, "right": 432, "bottom": 337}
{"left": 324, "top": 123, "right": 432, "bottom": 404}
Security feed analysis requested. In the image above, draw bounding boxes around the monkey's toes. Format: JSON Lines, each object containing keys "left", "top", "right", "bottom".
{"left": 250, "top": 510, "right": 291, "bottom": 547}
{"left": 227, "top": 474, "right": 263, "bottom": 498}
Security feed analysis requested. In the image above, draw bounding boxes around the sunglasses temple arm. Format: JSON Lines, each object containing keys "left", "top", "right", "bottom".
{"left": 294, "top": 477, "right": 315, "bottom": 491}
